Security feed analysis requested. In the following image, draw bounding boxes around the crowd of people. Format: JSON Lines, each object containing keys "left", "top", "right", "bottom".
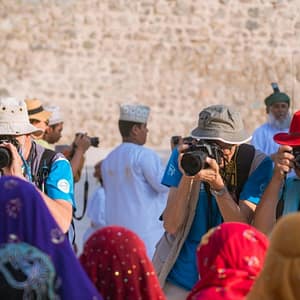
{"left": 1, "top": 84, "right": 300, "bottom": 299}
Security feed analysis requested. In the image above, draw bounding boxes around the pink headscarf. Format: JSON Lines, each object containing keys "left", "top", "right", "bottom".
{"left": 80, "top": 226, "right": 166, "bottom": 300}
{"left": 187, "top": 222, "right": 269, "bottom": 300}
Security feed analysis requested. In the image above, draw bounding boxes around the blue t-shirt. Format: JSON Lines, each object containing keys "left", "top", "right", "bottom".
{"left": 282, "top": 176, "right": 300, "bottom": 215}
{"left": 161, "top": 148, "right": 272, "bottom": 290}
{"left": 46, "top": 157, "right": 75, "bottom": 209}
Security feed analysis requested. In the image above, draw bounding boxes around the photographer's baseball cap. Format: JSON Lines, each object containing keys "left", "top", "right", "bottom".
{"left": 44, "top": 105, "right": 64, "bottom": 126}
{"left": 0, "top": 97, "right": 43, "bottom": 135}
{"left": 273, "top": 110, "right": 300, "bottom": 146}
{"left": 119, "top": 104, "right": 150, "bottom": 123}
{"left": 190, "top": 104, "right": 251, "bottom": 145}
{"left": 25, "top": 98, "right": 51, "bottom": 122}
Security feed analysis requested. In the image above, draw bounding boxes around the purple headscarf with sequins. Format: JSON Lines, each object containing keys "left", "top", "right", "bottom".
{"left": 0, "top": 176, "right": 102, "bottom": 300}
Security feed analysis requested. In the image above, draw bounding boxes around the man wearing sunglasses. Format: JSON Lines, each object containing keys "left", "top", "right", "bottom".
{"left": 153, "top": 104, "right": 273, "bottom": 299}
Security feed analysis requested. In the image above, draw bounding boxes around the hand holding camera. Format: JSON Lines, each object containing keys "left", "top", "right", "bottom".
{"left": 0, "top": 137, "right": 24, "bottom": 178}
{"left": 180, "top": 140, "right": 223, "bottom": 176}
{"left": 273, "top": 145, "right": 294, "bottom": 177}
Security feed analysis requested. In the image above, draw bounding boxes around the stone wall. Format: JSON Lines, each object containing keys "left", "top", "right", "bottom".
{"left": 1, "top": 0, "right": 300, "bottom": 150}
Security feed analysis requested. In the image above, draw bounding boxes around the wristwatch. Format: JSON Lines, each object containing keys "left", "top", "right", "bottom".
{"left": 210, "top": 186, "right": 227, "bottom": 197}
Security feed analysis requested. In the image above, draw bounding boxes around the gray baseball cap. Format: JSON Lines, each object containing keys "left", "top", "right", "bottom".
{"left": 190, "top": 104, "right": 251, "bottom": 145}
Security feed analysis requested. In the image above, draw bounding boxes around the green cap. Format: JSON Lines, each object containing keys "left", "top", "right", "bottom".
{"left": 264, "top": 92, "right": 290, "bottom": 107}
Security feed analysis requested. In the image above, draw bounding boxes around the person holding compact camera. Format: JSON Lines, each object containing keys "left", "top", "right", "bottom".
{"left": 42, "top": 105, "right": 99, "bottom": 183}
{"left": 0, "top": 98, "right": 75, "bottom": 234}
{"left": 253, "top": 110, "right": 300, "bottom": 235}
{"left": 152, "top": 104, "right": 273, "bottom": 299}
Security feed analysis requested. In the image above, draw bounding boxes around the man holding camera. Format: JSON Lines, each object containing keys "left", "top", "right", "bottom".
{"left": 253, "top": 110, "right": 300, "bottom": 235}
{"left": 42, "top": 105, "right": 96, "bottom": 183}
{"left": 152, "top": 104, "right": 273, "bottom": 299}
{"left": 0, "top": 98, "right": 75, "bottom": 233}
{"left": 101, "top": 104, "right": 168, "bottom": 259}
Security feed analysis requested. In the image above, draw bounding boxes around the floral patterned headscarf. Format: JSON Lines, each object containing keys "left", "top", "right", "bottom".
{"left": 187, "top": 222, "right": 269, "bottom": 300}
{"left": 80, "top": 226, "right": 166, "bottom": 300}
{"left": 0, "top": 176, "right": 102, "bottom": 300}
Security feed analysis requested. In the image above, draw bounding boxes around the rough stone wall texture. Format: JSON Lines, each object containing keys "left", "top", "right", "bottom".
{"left": 1, "top": 0, "right": 300, "bottom": 150}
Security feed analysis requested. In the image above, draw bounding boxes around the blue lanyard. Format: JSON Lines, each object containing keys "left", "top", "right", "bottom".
{"left": 19, "top": 151, "right": 32, "bottom": 182}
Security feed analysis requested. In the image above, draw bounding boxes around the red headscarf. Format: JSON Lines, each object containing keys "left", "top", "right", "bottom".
{"left": 80, "top": 226, "right": 166, "bottom": 300}
{"left": 187, "top": 222, "right": 269, "bottom": 300}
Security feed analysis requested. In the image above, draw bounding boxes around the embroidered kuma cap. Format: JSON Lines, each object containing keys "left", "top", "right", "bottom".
{"left": 44, "top": 105, "right": 64, "bottom": 126}
{"left": 119, "top": 104, "right": 150, "bottom": 123}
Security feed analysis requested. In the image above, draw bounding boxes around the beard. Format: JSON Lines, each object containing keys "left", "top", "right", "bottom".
{"left": 267, "top": 112, "right": 291, "bottom": 130}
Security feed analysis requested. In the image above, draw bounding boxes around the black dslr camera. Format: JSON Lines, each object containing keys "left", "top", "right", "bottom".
{"left": 76, "top": 133, "right": 100, "bottom": 147}
{"left": 292, "top": 147, "right": 300, "bottom": 169}
{"left": 0, "top": 136, "right": 20, "bottom": 169}
{"left": 181, "top": 140, "right": 223, "bottom": 176}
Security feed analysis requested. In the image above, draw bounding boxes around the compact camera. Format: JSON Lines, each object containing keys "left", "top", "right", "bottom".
{"left": 292, "top": 147, "right": 300, "bottom": 169}
{"left": 181, "top": 140, "right": 223, "bottom": 176}
{"left": 0, "top": 137, "right": 20, "bottom": 169}
{"left": 76, "top": 133, "right": 100, "bottom": 148}
{"left": 171, "top": 136, "right": 194, "bottom": 147}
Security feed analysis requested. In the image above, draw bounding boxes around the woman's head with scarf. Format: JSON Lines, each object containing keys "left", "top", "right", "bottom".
{"left": 80, "top": 226, "right": 166, "bottom": 300}
{"left": 247, "top": 213, "right": 300, "bottom": 300}
{"left": 0, "top": 176, "right": 102, "bottom": 300}
{"left": 187, "top": 222, "right": 269, "bottom": 300}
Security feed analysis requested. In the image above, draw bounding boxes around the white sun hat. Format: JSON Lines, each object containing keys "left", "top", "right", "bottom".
{"left": 0, "top": 97, "right": 43, "bottom": 135}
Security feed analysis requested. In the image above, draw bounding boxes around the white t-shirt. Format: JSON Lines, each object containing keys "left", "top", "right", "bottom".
{"left": 101, "top": 142, "right": 168, "bottom": 259}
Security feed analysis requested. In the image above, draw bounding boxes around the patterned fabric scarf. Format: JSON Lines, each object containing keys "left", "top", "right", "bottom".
{"left": 0, "top": 242, "right": 57, "bottom": 299}
{"left": 80, "top": 226, "right": 166, "bottom": 300}
{"left": 0, "top": 176, "right": 102, "bottom": 300}
{"left": 187, "top": 222, "right": 269, "bottom": 300}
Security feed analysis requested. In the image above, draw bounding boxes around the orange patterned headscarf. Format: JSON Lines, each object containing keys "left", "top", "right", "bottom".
{"left": 247, "top": 213, "right": 300, "bottom": 300}
{"left": 80, "top": 226, "right": 166, "bottom": 300}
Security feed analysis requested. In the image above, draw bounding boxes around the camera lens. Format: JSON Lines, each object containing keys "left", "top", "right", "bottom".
{"left": 0, "top": 147, "right": 12, "bottom": 169}
{"left": 181, "top": 151, "right": 208, "bottom": 176}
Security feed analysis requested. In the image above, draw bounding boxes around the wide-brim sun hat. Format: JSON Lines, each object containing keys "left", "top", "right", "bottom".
{"left": 25, "top": 98, "right": 51, "bottom": 122}
{"left": 0, "top": 97, "right": 43, "bottom": 135}
{"left": 273, "top": 110, "right": 300, "bottom": 146}
{"left": 190, "top": 104, "right": 252, "bottom": 145}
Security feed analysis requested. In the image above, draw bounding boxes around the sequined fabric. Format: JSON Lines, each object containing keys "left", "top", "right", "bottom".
{"left": 187, "top": 222, "right": 269, "bottom": 300}
{"left": 80, "top": 226, "right": 166, "bottom": 300}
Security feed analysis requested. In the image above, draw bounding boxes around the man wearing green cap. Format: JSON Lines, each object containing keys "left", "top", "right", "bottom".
{"left": 251, "top": 86, "right": 291, "bottom": 161}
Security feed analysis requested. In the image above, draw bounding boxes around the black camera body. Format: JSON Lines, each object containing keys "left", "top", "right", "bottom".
{"left": 0, "top": 137, "right": 20, "bottom": 169}
{"left": 181, "top": 140, "right": 223, "bottom": 176}
{"left": 292, "top": 147, "right": 300, "bottom": 169}
{"left": 75, "top": 133, "right": 99, "bottom": 148}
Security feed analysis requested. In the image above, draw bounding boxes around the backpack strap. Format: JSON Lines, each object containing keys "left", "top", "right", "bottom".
{"left": 36, "top": 149, "right": 56, "bottom": 192}
{"left": 235, "top": 144, "right": 256, "bottom": 201}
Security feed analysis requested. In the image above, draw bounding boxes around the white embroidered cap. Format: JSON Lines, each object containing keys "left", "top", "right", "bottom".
{"left": 119, "top": 104, "right": 150, "bottom": 123}
{"left": 44, "top": 105, "right": 64, "bottom": 126}
{"left": 0, "top": 97, "right": 43, "bottom": 135}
